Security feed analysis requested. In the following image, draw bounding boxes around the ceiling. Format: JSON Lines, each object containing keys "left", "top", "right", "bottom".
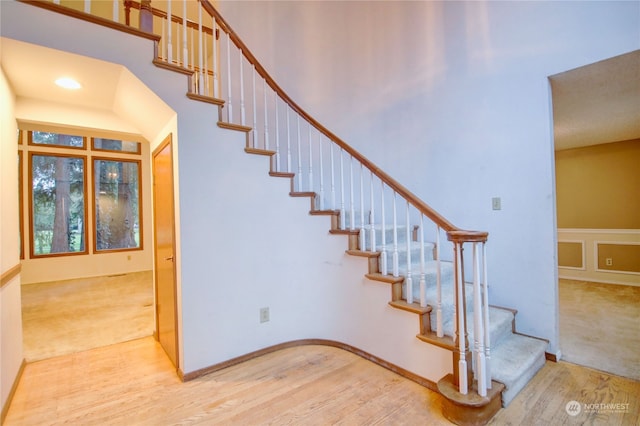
{"left": 550, "top": 49, "right": 640, "bottom": 151}
{"left": 1, "top": 37, "right": 174, "bottom": 143}
{"left": 2, "top": 38, "right": 637, "bottom": 151}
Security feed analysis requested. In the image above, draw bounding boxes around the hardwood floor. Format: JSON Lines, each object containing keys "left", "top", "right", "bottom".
{"left": 21, "top": 271, "right": 154, "bottom": 361}
{"left": 559, "top": 279, "right": 640, "bottom": 380}
{"left": 5, "top": 337, "right": 639, "bottom": 425}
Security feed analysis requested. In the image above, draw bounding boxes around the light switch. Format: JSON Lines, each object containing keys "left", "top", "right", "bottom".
{"left": 492, "top": 197, "right": 501, "bottom": 210}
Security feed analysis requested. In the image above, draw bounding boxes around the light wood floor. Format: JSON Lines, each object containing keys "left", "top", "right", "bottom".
{"left": 5, "top": 337, "right": 639, "bottom": 426}
{"left": 559, "top": 278, "right": 640, "bottom": 380}
{"left": 21, "top": 271, "right": 154, "bottom": 361}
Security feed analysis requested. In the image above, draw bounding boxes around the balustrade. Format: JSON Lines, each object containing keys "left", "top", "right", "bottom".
{"left": 33, "top": 0, "right": 493, "bottom": 400}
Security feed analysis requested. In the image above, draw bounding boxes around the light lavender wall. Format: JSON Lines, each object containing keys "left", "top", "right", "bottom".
{"left": 217, "top": 0, "right": 640, "bottom": 356}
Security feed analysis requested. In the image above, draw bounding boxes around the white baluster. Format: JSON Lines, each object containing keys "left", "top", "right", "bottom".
{"left": 318, "top": 136, "right": 325, "bottom": 210}
{"left": 226, "top": 33, "right": 233, "bottom": 122}
{"left": 53, "top": 0, "right": 60, "bottom": 4}
{"left": 183, "top": 1, "right": 188, "bottom": 69}
{"left": 203, "top": 28, "right": 209, "bottom": 96}
{"left": 160, "top": 17, "right": 166, "bottom": 60}
{"left": 84, "top": 0, "right": 90, "bottom": 13}
{"left": 419, "top": 214, "right": 426, "bottom": 308}
{"left": 405, "top": 201, "right": 413, "bottom": 303}
{"left": 296, "top": 116, "right": 302, "bottom": 191}
{"left": 112, "top": 0, "right": 118, "bottom": 22}
{"left": 339, "top": 149, "right": 346, "bottom": 229}
{"left": 436, "top": 225, "right": 443, "bottom": 337}
{"left": 190, "top": 30, "right": 196, "bottom": 92}
{"left": 380, "top": 183, "right": 387, "bottom": 275}
{"left": 482, "top": 242, "right": 492, "bottom": 390}
{"left": 167, "top": 0, "right": 173, "bottom": 63}
{"left": 359, "top": 163, "right": 365, "bottom": 250}
{"left": 392, "top": 191, "right": 399, "bottom": 277}
{"left": 198, "top": 4, "right": 204, "bottom": 95}
{"left": 239, "top": 53, "right": 246, "bottom": 126}
{"left": 274, "top": 97, "right": 280, "bottom": 171}
{"left": 349, "top": 156, "right": 355, "bottom": 230}
{"left": 473, "top": 243, "right": 487, "bottom": 397}
{"left": 455, "top": 242, "right": 468, "bottom": 395}
{"left": 263, "top": 79, "right": 269, "bottom": 150}
{"left": 369, "top": 171, "right": 376, "bottom": 252}
{"left": 212, "top": 17, "right": 218, "bottom": 97}
{"left": 308, "top": 123, "right": 314, "bottom": 192}
{"left": 252, "top": 66, "right": 257, "bottom": 148}
{"left": 330, "top": 143, "right": 336, "bottom": 210}
{"left": 286, "top": 107, "right": 292, "bottom": 173}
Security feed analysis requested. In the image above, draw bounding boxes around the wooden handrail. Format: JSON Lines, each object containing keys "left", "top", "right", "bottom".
{"left": 199, "top": 0, "right": 470, "bottom": 236}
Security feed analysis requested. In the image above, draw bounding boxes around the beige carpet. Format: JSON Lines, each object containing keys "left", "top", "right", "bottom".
{"left": 559, "top": 278, "right": 640, "bottom": 381}
{"left": 21, "top": 270, "right": 154, "bottom": 361}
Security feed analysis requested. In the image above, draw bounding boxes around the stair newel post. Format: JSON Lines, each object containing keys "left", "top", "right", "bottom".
{"left": 197, "top": 3, "right": 204, "bottom": 95}
{"left": 369, "top": 171, "right": 376, "bottom": 253}
{"left": 296, "top": 116, "right": 302, "bottom": 191}
{"left": 359, "top": 163, "right": 365, "bottom": 250}
{"left": 339, "top": 148, "right": 346, "bottom": 229}
{"left": 392, "top": 191, "right": 399, "bottom": 277}
{"left": 263, "top": 78, "right": 269, "bottom": 150}
{"left": 482, "top": 241, "right": 492, "bottom": 390}
{"left": 308, "top": 122, "right": 314, "bottom": 193}
{"left": 405, "top": 201, "right": 413, "bottom": 303}
{"left": 349, "top": 155, "right": 355, "bottom": 230}
{"left": 139, "top": 0, "right": 153, "bottom": 32}
{"left": 451, "top": 238, "right": 472, "bottom": 395}
{"left": 318, "top": 135, "right": 325, "bottom": 210}
{"left": 380, "top": 183, "right": 387, "bottom": 275}
{"left": 251, "top": 66, "right": 257, "bottom": 148}
{"left": 225, "top": 32, "right": 233, "bottom": 121}
{"left": 166, "top": 0, "right": 173, "bottom": 63}
{"left": 419, "top": 214, "right": 426, "bottom": 308}
{"left": 436, "top": 225, "right": 443, "bottom": 337}
{"left": 472, "top": 242, "right": 487, "bottom": 397}
{"left": 274, "top": 96, "right": 280, "bottom": 171}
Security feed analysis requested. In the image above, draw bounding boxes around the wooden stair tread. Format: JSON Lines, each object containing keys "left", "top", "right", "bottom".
{"left": 245, "top": 147, "right": 276, "bottom": 156}
{"left": 152, "top": 58, "right": 194, "bottom": 76}
{"left": 330, "top": 229, "right": 360, "bottom": 236}
{"left": 218, "top": 121, "right": 252, "bottom": 132}
{"left": 269, "top": 171, "right": 295, "bottom": 178}
{"left": 289, "top": 191, "right": 316, "bottom": 197}
{"left": 365, "top": 272, "right": 404, "bottom": 284}
{"left": 186, "top": 92, "right": 225, "bottom": 105}
{"left": 346, "top": 249, "right": 380, "bottom": 258}
{"left": 417, "top": 331, "right": 454, "bottom": 351}
{"left": 309, "top": 209, "right": 339, "bottom": 216}
{"left": 388, "top": 300, "right": 431, "bottom": 315}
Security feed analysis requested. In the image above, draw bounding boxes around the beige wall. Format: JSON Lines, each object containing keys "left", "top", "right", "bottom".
{"left": 556, "top": 139, "right": 640, "bottom": 229}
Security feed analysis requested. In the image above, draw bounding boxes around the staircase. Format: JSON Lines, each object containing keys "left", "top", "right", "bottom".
{"left": 15, "top": 1, "right": 549, "bottom": 424}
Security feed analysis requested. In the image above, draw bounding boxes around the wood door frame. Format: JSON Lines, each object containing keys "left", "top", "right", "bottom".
{"left": 152, "top": 133, "right": 179, "bottom": 368}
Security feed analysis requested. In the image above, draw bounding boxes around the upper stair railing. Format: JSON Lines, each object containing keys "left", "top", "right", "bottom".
{"left": 23, "top": 0, "right": 493, "bottom": 399}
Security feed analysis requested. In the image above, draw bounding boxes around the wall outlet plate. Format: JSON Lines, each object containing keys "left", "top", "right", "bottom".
{"left": 492, "top": 197, "right": 502, "bottom": 210}
{"left": 260, "top": 307, "right": 270, "bottom": 323}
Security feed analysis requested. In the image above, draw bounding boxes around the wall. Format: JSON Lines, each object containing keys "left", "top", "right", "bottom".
{"left": 217, "top": 0, "right": 640, "bottom": 356}
{"left": 0, "top": 67, "right": 25, "bottom": 419}
{"left": 556, "top": 139, "right": 640, "bottom": 285}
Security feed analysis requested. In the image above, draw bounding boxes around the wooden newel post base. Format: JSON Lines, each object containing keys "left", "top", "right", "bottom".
{"left": 139, "top": 0, "right": 153, "bottom": 33}
{"left": 453, "top": 346, "right": 474, "bottom": 393}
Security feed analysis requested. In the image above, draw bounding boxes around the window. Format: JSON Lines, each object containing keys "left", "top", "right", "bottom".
{"left": 29, "top": 153, "right": 87, "bottom": 257}
{"left": 94, "top": 158, "right": 142, "bottom": 251}
{"left": 30, "top": 131, "right": 85, "bottom": 148}
{"left": 22, "top": 130, "right": 143, "bottom": 259}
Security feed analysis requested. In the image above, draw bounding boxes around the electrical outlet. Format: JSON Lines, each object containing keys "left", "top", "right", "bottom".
{"left": 260, "top": 307, "right": 270, "bottom": 323}
{"left": 492, "top": 197, "right": 501, "bottom": 211}
{"left": 605, "top": 258, "right": 613, "bottom": 266}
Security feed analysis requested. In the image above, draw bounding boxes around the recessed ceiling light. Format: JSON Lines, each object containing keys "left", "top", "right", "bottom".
{"left": 55, "top": 77, "right": 81, "bottom": 90}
